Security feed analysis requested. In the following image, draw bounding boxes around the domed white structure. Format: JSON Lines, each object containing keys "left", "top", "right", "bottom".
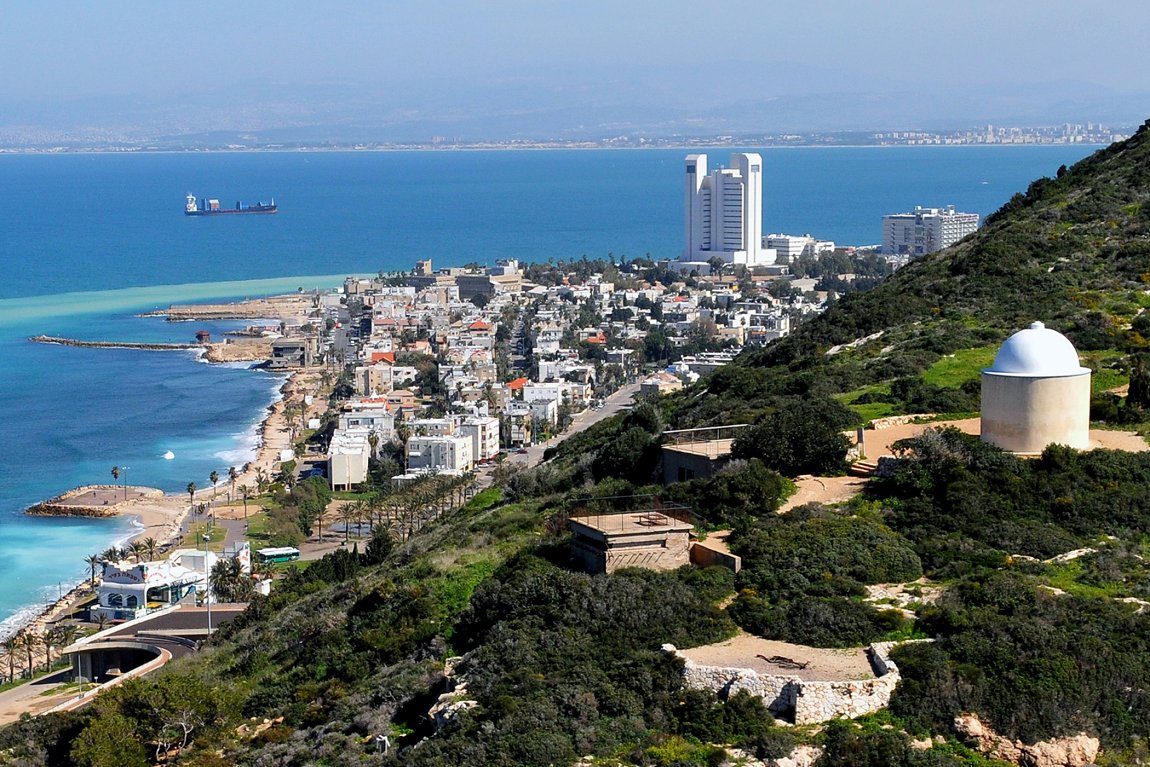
{"left": 980, "top": 322, "right": 1091, "bottom": 453}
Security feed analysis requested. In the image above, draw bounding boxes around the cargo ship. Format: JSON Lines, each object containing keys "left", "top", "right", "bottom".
{"left": 185, "top": 193, "right": 277, "bottom": 216}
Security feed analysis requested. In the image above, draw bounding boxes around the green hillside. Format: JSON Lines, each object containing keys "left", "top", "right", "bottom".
{"left": 9, "top": 126, "right": 1150, "bottom": 766}
{"left": 675, "top": 119, "right": 1150, "bottom": 427}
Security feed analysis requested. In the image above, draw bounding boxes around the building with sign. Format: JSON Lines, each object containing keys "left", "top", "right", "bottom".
{"left": 91, "top": 544, "right": 249, "bottom": 622}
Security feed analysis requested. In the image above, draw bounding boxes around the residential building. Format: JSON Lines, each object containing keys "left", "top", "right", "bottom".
{"left": 682, "top": 152, "right": 765, "bottom": 266}
{"left": 329, "top": 428, "right": 372, "bottom": 490}
{"left": 460, "top": 415, "right": 500, "bottom": 462}
{"left": 882, "top": 205, "right": 980, "bottom": 256}
{"left": 406, "top": 435, "right": 473, "bottom": 475}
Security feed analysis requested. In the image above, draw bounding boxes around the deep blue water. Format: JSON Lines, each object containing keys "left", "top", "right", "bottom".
{"left": 0, "top": 145, "right": 1099, "bottom": 633}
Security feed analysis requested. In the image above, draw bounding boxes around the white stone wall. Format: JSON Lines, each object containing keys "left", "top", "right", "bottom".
{"left": 664, "top": 639, "right": 932, "bottom": 724}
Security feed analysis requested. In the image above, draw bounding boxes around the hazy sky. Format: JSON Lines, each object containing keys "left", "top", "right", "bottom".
{"left": 4, "top": 0, "right": 1148, "bottom": 100}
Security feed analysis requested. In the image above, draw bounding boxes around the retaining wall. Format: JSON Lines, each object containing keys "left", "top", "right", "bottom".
{"left": 665, "top": 639, "right": 931, "bottom": 724}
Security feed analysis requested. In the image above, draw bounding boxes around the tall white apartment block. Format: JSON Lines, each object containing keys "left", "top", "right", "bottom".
{"left": 683, "top": 153, "right": 764, "bottom": 266}
{"left": 882, "top": 205, "right": 980, "bottom": 256}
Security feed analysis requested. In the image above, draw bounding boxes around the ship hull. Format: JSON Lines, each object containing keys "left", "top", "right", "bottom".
{"left": 185, "top": 208, "right": 277, "bottom": 216}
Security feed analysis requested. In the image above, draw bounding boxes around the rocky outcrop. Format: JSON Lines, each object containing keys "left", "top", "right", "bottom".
{"left": 429, "top": 656, "right": 479, "bottom": 731}
{"left": 953, "top": 713, "right": 1100, "bottom": 767}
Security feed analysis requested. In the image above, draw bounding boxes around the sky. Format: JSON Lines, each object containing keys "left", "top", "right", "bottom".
{"left": 3, "top": 1, "right": 1149, "bottom": 140}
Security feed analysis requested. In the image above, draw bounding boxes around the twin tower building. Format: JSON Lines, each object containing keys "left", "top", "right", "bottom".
{"left": 682, "top": 152, "right": 766, "bottom": 267}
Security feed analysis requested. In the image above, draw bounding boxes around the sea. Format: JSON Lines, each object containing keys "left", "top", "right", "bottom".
{"left": 0, "top": 145, "right": 1098, "bottom": 635}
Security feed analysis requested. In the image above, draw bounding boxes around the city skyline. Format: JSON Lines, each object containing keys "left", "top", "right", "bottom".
{"left": 3, "top": 2, "right": 1150, "bottom": 146}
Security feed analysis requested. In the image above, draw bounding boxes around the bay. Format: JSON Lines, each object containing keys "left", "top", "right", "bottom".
{"left": 0, "top": 145, "right": 1099, "bottom": 633}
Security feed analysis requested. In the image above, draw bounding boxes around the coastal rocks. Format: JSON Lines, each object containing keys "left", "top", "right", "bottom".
{"left": 26, "top": 485, "right": 164, "bottom": 518}
{"left": 953, "top": 713, "right": 1100, "bottom": 767}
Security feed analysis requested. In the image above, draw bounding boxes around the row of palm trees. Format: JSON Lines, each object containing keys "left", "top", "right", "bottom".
{"left": 0, "top": 622, "right": 82, "bottom": 685}
{"left": 84, "top": 536, "right": 162, "bottom": 582}
{"left": 326, "top": 472, "right": 478, "bottom": 543}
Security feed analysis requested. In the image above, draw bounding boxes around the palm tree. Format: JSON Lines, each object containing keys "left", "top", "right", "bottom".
{"left": 337, "top": 502, "right": 358, "bottom": 542}
{"left": 40, "top": 631, "right": 55, "bottom": 672}
{"left": 313, "top": 503, "right": 331, "bottom": 542}
{"left": 111, "top": 465, "right": 120, "bottom": 489}
{"left": 84, "top": 553, "right": 102, "bottom": 586}
{"left": 19, "top": 633, "right": 36, "bottom": 678}
{"left": 186, "top": 482, "right": 197, "bottom": 512}
{"left": 1, "top": 638, "right": 18, "bottom": 683}
{"left": 209, "top": 470, "right": 220, "bottom": 499}
{"left": 239, "top": 484, "right": 254, "bottom": 521}
{"left": 367, "top": 430, "right": 380, "bottom": 461}
{"left": 228, "top": 466, "right": 239, "bottom": 501}
{"left": 94, "top": 613, "right": 111, "bottom": 633}
{"left": 255, "top": 467, "right": 269, "bottom": 493}
{"left": 100, "top": 546, "right": 121, "bottom": 564}
{"left": 141, "top": 537, "right": 159, "bottom": 562}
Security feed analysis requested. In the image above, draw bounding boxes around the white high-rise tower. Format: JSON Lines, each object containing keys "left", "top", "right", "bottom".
{"left": 682, "top": 152, "right": 764, "bottom": 266}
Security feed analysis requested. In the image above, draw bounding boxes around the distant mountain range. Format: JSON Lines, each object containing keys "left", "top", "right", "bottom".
{"left": 3, "top": 61, "right": 1149, "bottom": 147}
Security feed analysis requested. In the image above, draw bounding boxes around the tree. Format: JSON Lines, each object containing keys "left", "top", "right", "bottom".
{"left": 186, "top": 482, "right": 197, "bottom": 511}
{"left": 239, "top": 484, "right": 254, "bottom": 521}
{"left": 338, "top": 502, "right": 358, "bottom": 542}
{"left": 227, "top": 466, "right": 239, "bottom": 500}
{"left": 111, "top": 465, "right": 121, "bottom": 490}
{"left": 1, "top": 637, "right": 18, "bottom": 682}
{"left": 19, "top": 633, "right": 36, "bottom": 678}
{"left": 141, "top": 537, "right": 158, "bottom": 563}
{"left": 84, "top": 553, "right": 102, "bottom": 586}
{"left": 209, "top": 470, "right": 220, "bottom": 499}
{"left": 128, "top": 540, "right": 145, "bottom": 564}
{"left": 210, "top": 557, "right": 254, "bottom": 603}
{"left": 732, "top": 397, "right": 855, "bottom": 476}
{"left": 71, "top": 711, "right": 149, "bottom": 767}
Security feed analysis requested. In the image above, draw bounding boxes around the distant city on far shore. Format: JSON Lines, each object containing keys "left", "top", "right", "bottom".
{"left": 0, "top": 121, "right": 1127, "bottom": 154}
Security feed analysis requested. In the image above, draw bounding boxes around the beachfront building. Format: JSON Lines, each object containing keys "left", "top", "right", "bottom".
{"left": 681, "top": 152, "right": 766, "bottom": 268}
{"left": 882, "top": 205, "right": 980, "bottom": 256}
{"left": 92, "top": 552, "right": 213, "bottom": 622}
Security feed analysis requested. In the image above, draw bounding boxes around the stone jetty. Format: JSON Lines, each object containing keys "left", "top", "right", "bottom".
{"left": 29, "top": 336, "right": 199, "bottom": 351}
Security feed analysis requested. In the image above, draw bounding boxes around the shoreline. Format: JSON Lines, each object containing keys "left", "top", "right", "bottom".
{"left": 3, "top": 365, "right": 320, "bottom": 645}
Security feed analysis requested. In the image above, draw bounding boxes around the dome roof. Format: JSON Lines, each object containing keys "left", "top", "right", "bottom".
{"left": 985, "top": 321, "right": 1090, "bottom": 377}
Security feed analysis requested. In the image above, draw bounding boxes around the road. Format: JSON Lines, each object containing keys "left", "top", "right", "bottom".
{"left": 512, "top": 382, "right": 640, "bottom": 468}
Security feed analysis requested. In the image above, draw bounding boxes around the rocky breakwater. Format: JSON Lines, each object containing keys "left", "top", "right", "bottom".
{"left": 26, "top": 485, "right": 164, "bottom": 518}
{"left": 30, "top": 336, "right": 198, "bottom": 351}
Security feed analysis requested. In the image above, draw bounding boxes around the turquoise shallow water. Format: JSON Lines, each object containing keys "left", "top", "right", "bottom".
{"left": 0, "top": 146, "right": 1099, "bottom": 634}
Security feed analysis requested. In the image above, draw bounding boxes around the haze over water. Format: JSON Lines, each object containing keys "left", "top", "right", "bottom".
{"left": 0, "top": 146, "right": 1097, "bottom": 633}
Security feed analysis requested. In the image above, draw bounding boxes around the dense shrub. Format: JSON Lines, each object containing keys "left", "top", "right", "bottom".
{"left": 731, "top": 397, "right": 856, "bottom": 476}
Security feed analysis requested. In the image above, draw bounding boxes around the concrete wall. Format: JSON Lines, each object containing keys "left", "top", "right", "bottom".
{"left": 689, "top": 542, "right": 742, "bottom": 573}
{"left": 981, "top": 372, "right": 1090, "bottom": 453}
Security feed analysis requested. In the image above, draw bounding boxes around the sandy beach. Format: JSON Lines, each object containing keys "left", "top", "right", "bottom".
{"left": 5, "top": 366, "right": 324, "bottom": 653}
